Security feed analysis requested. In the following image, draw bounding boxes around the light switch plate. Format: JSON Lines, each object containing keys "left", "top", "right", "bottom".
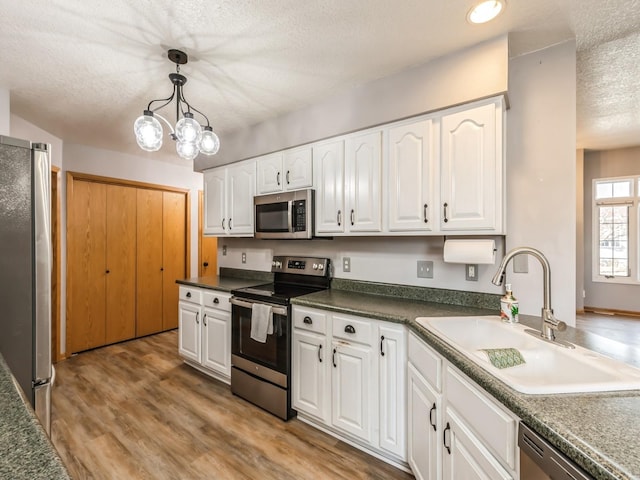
{"left": 417, "top": 261, "right": 433, "bottom": 279}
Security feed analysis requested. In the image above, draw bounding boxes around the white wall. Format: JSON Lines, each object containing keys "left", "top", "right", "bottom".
{"left": 506, "top": 41, "right": 577, "bottom": 325}
{"left": 0, "top": 88, "right": 9, "bottom": 135}
{"left": 576, "top": 149, "right": 585, "bottom": 312}
{"left": 219, "top": 236, "right": 504, "bottom": 294}
{"left": 196, "top": 35, "right": 508, "bottom": 171}
{"left": 10, "top": 114, "right": 64, "bottom": 168}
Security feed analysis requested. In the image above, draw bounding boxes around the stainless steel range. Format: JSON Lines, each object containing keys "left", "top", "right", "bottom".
{"left": 230, "top": 256, "right": 331, "bottom": 420}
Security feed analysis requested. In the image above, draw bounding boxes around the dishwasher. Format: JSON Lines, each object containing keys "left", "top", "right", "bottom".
{"left": 519, "top": 422, "right": 594, "bottom": 480}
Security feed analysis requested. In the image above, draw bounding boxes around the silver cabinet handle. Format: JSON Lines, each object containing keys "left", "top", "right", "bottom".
{"left": 318, "top": 344, "right": 323, "bottom": 363}
{"left": 424, "top": 203, "right": 428, "bottom": 223}
{"left": 277, "top": 171, "right": 281, "bottom": 186}
{"left": 443, "top": 203, "right": 449, "bottom": 223}
{"left": 337, "top": 210, "right": 342, "bottom": 226}
{"left": 350, "top": 209, "right": 355, "bottom": 226}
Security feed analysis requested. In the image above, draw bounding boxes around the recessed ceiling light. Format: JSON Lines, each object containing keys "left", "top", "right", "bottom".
{"left": 467, "top": 0, "right": 505, "bottom": 24}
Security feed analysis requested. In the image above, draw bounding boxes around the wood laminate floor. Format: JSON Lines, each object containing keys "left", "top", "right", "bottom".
{"left": 51, "top": 331, "right": 413, "bottom": 480}
{"left": 576, "top": 311, "right": 640, "bottom": 348}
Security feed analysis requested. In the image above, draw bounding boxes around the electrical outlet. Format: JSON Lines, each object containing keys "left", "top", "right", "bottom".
{"left": 241, "top": 252, "right": 246, "bottom": 264}
{"left": 222, "top": 245, "right": 227, "bottom": 256}
{"left": 417, "top": 261, "right": 433, "bottom": 279}
{"left": 343, "top": 257, "right": 351, "bottom": 272}
{"left": 466, "top": 264, "right": 478, "bottom": 281}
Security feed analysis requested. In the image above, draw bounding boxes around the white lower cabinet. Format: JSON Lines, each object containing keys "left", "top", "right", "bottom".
{"left": 292, "top": 306, "right": 407, "bottom": 466}
{"left": 178, "top": 286, "right": 232, "bottom": 384}
{"left": 408, "top": 331, "right": 519, "bottom": 480}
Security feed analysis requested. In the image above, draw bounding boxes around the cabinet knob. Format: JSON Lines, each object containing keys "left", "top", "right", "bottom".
{"left": 160, "top": 267, "right": 164, "bottom": 271}
{"left": 203, "top": 262, "right": 209, "bottom": 267}
{"left": 344, "top": 324, "right": 356, "bottom": 334}
{"left": 303, "top": 316, "right": 313, "bottom": 325}
{"left": 105, "top": 270, "right": 110, "bottom": 274}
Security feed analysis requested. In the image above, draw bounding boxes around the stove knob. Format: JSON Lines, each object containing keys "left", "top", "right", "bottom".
{"left": 272, "top": 260, "right": 277, "bottom": 267}
{"left": 318, "top": 264, "right": 324, "bottom": 270}
{"left": 312, "top": 263, "right": 318, "bottom": 270}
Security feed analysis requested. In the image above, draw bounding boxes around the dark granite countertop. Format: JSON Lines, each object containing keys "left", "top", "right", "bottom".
{"left": 0, "top": 354, "right": 70, "bottom": 480}
{"left": 292, "top": 287, "right": 640, "bottom": 480}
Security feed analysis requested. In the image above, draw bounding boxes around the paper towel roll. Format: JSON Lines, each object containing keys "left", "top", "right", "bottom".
{"left": 443, "top": 239, "right": 496, "bottom": 264}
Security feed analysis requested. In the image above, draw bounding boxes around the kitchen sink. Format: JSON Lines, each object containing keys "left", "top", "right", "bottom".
{"left": 415, "top": 316, "right": 640, "bottom": 394}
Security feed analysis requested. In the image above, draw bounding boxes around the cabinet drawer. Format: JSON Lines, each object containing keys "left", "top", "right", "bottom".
{"left": 332, "top": 313, "right": 373, "bottom": 345}
{"left": 179, "top": 286, "right": 203, "bottom": 305}
{"left": 293, "top": 306, "right": 327, "bottom": 334}
{"left": 202, "top": 290, "right": 231, "bottom": 312}
{"left": 445, "top": 365, "right": 518, "bottom": 471}
{"left": 408, "top": 331, "right": 442, "bottom": 392}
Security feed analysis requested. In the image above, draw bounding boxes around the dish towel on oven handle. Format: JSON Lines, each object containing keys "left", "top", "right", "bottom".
{"left": 250, "top": 303, "right": 273, "bottom": 343}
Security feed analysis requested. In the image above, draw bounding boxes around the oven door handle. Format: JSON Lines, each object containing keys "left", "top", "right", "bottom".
{"left": 230, "top": 297, "right": 288, "bottom": 316}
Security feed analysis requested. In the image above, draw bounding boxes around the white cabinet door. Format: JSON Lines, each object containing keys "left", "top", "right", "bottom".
{"left": 442, "top": 407, "right": 513, "bottom": 480}
{"left": 378, "top": 324, "right": 406, "bottom": 460}
{"left": 256, "top": 152, "right": 284, "bottom": 195}
{"left": 202, "top": 308, "right": 231, "bottom": 377}
{"left": 408, "top": 363, "right": 441, "bottom": 480}
{"left": 440, "top": 101, "right": 501, "bottom": 232}
{"left": 203, "top": 168, "right": 227, "bottom": 235}
{"left": 331, "top": 341, "right": 373, "bottom": 443}
{"left": 226, "top": 161, "right": 256, "bottom": 235}
{"left": 345, "top": 131, "right": 382, "bottom": 232}
{"left": 314, "top": 139, "right": 345, "bottom": 234}
{"left": 292, "top": 330, "right": 329, "bottom": 422}
{"left": 283, "top": 147, "right": 313, "bottom": 190}
{"left": 178, "top": 302, "right": 201, "bottom": 363}
{"left": 387, "top": 119, "right": 436, "bottom": 232}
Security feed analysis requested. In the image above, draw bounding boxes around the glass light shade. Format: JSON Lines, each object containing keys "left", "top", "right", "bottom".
{"left": 133, "top": 113, "right": 163, "bottom": 151}
{"left": 176, "top": 140, "right": 200, "bottom": 161}
{"left": 467, "top": 0, "right": 504, "bottom": 24}
{"left": 200, "top": 127, "right": 220, "bottom": 155}
{"left": 175, "top": 114, "right": 202, "bottom": 143}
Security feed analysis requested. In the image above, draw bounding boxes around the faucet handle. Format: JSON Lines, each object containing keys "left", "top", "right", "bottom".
{"left": 543, "top": 309, "right": 566, "bottom": 331}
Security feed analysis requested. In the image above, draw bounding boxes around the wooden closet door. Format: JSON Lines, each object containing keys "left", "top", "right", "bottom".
{"left": 136, "top": 189, "right": 164, "bottom": 336}
{"left": 67, "top": 180, "right": 107, "bottom": 353}
{"left": 105, "top": 185, "right": 137, "bottom": 344}
{"left": 162, "top": 191, "right": 186, "bottom": 330}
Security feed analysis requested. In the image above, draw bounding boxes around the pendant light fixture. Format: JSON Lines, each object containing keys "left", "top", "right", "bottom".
{"left": 133, "top": 49, "right": 220, "bottom": 160}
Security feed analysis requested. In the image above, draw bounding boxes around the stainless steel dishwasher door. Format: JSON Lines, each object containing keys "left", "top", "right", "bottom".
{"left": 519, "top": 422, "right": 593, "bottom": 480}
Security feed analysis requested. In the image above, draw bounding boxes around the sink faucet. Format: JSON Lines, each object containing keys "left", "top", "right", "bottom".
{"left": 492, "top": 247, "right": 569, "bottom": 344}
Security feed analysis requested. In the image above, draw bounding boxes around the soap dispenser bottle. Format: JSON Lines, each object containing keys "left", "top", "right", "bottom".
{"left": 500, "top": 284, "right": 519, "bottom": 323}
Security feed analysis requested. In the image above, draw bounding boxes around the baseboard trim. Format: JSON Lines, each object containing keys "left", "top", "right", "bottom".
{"left": 583, "top": 307, "right": 640, "bottom": 318}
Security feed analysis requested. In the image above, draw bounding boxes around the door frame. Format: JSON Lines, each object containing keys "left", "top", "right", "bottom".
{"left": 198, "top": 190, "right": 218, "bottom": 276}
{"left": 51, "top": 166, "right": 62, "bottom": 362}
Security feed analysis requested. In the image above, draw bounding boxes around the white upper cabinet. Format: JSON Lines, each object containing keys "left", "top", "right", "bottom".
{"left": 386, "top": 118, "right": 437, "bottom": 232}
{"left": 256, "top": 147, "right": 313, "bottom": 195}
{"left": 345, "top": 131, "right": 383, "bottom": 233}
{"left": 440, "top": 98, "right": 504, "bottom": 233}
{"left": 313, "top": 139, "right": 345, "bottom": 234}
{"left": 203, "top": 159, "right": 255, "bottom": 236}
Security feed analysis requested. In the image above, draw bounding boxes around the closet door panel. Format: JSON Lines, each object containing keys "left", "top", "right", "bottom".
{"left": 162, "top": 191, "right": 186, "bottom": 330}
{"left": 105, "top": 184, "right": 137, "bottom": 344}
{"left": 67, "top": 180, "right": 107, "bottom": 353}
{"left": 136, "top": 189, "right": 164, "bottom": 336}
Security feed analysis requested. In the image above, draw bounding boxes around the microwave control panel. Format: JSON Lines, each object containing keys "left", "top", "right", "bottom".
{"left": 293, "top": 200, "right": 306, "bottom": 232}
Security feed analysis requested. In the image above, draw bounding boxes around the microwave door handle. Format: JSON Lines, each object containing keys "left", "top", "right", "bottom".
{"left": 288, "top": 200, "right": 293, "bottom": 233}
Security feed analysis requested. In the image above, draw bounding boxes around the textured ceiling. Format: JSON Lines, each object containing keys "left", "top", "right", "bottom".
{"left": 0, "top": 0, "right": 638, "bottom": 165}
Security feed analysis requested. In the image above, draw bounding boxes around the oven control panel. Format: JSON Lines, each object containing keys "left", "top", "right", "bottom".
{"left": 271, "top": 256, "right": 330, "bottom": 276}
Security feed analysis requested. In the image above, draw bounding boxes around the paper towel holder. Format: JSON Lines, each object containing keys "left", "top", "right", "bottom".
{"left": 443, "top": 238, "right": 497, "bottom": 264}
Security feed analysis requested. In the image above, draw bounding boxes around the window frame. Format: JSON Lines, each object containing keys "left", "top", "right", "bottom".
{"left": 591, "top": 175, "right": 639, "bottom": 285}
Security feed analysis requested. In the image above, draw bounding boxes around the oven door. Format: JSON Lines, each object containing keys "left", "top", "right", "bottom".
{"left": 230, "top": 297, "right": 290, "bottom": 378}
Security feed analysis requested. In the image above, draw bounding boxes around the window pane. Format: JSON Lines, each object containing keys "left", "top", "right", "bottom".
{"left": 613, "top": 181, "right": 631, "bottom": 197}
{"left": 596, "top": 179, "right": 633, "bottom": 199}
{"left": 597, "top": 204, "right": 630, "bottom": 277}
{"left": 596, "top": 182, "right": 612, "bottom": 199}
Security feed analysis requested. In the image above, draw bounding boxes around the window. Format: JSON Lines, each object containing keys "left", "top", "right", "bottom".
{"left": 592, "top": 177, "right": 638, "bottom": 284}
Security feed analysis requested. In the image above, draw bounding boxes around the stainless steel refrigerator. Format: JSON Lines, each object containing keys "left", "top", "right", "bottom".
{"left": 0, "top": 135, "right": 53, "bottom": 435}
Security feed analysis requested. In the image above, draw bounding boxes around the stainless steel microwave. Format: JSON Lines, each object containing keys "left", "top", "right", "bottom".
{"left": 254, "top": 189, "right": 314, "bottom": 239}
